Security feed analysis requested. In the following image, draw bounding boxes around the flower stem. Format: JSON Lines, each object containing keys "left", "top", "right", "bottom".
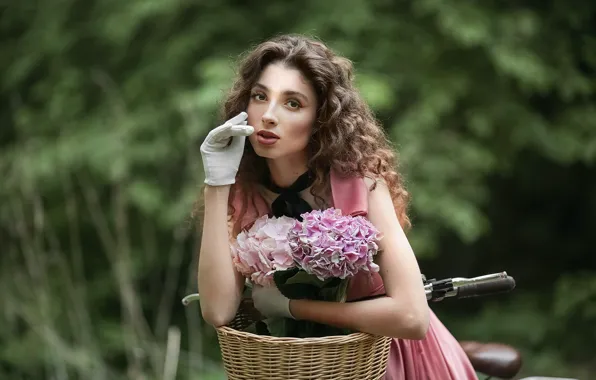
{"left": 336, "top": 279, "right": 350, "bottom": 303}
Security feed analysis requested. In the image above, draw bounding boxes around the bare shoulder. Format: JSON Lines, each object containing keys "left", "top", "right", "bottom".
{"left": 363, "top": 176, "right": 390, "bottom": 196}
{"left": 362, "top": 175, "right": 403, "bottom": 230}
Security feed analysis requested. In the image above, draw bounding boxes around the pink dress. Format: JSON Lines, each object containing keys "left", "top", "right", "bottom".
{"left": 231, "top": 170, "right": 478, "bottom": 380}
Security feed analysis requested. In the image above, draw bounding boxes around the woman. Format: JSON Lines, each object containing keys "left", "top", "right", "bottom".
{"left": 197, "top": 34, "right": 478, "bottom": 379}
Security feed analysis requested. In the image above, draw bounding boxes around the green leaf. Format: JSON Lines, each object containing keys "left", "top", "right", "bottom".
{"left": 277, "top": 283, "right": 321, "bottom": 300}
{"left": 262, "top": 318, "right": 287, "bottom": 337}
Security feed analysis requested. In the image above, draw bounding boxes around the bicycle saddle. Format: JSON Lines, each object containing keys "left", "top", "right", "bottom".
{"left": 459, "top": 341, "right": 522, "bottom": 379}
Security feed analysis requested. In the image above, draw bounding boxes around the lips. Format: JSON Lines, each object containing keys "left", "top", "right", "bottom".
{"left": 257, "top": 130, "right": 280, "bottom": 139}
{"left": 256, "top": 130, "right": 280, "bottom": 146}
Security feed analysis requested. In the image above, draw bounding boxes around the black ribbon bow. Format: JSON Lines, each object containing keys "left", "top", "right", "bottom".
{"left": 264, "top": 170, "right": 314, "bottom": 221}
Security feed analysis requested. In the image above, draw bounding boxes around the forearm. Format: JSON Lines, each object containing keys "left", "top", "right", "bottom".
{"left": 197, "top": 185, "right": 243, "bottom": 327}
{"left": 289, "top": 296, "right": 429, "bottom": 340}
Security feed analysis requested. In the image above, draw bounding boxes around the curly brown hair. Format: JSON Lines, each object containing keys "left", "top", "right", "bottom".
{"left": 208, "top": 34, "right": 411, "bottom": 233}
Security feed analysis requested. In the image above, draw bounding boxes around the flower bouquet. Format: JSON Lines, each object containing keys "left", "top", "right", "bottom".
{"left": 230, "top": 207, "right": 383, "bottom": 338}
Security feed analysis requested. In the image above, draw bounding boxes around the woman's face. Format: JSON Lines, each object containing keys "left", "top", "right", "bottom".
{"left": 247, "top": 62, "right": 318, "bottom": 163}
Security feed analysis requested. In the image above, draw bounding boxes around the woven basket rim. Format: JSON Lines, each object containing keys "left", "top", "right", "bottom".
{"left": 216, "top": 325, "right": 385, "bottom": 345}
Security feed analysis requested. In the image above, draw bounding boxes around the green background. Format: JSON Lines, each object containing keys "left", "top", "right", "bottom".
{"left": 1, "top": 1, "right": 595, "bottom": 379}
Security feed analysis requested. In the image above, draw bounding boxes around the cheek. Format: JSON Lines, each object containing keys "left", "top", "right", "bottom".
{"left": 286, "top": 117, "right": 314, "bottom": 149}
{"left": 246, "top": 102, "right": 266, "bottom": 127}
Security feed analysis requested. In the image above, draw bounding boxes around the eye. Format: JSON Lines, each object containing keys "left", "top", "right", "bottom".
{"left": 251, "top": 92, "right": 266, "bottom": 101}
{"left": 287, "top": 99, "right": 301, "bottom": 109}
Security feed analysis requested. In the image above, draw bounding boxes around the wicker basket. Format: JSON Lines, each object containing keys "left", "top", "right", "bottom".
{"left": 215, "top": 298, "right": 392, "bottom": 380}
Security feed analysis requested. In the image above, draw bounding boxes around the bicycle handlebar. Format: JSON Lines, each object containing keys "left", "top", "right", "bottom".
{"left": 181, "top": 271, "right": 517, "bottom": 306}
{"left": 424, "top": 271, "right": 516, "bottom": 302}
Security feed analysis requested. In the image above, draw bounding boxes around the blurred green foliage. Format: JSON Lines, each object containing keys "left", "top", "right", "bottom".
{"left": 1, "top": 1, "right": 595, "bottom": 379}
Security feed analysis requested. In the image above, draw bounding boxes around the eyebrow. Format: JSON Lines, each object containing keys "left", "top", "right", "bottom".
{"left": 253, "top": 83, "right": 310, "bottom": 103}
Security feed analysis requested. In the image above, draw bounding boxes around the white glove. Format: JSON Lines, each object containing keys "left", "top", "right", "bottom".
{"left": 251, "top": 285, "right": 295, "bottom": 319}
{"left": 200, "top": 112, "right": 254, "bottom": 186}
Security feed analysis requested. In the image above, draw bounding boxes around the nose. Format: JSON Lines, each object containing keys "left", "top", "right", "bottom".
{"left": 261, "top": 104, "right": 278, "bottom": 127}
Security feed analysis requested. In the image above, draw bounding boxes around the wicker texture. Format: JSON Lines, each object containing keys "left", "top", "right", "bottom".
{"left": 216, "top": 299, "right": 392, "bottom": 380}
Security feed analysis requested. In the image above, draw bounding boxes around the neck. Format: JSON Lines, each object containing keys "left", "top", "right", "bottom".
{"left": 266, "top": 155, "right": 309, "bottom": 188}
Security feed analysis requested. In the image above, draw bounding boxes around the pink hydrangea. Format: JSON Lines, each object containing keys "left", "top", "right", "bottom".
{"left": 288, "top": 208, "right": 382, "bottom": 281}
{"left": 230, "top": 215, "right": 297, "bottom": 286}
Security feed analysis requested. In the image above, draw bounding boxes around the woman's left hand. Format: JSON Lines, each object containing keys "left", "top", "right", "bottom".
{"left": 251, "top": 285, "right": 294, "bottom": 319}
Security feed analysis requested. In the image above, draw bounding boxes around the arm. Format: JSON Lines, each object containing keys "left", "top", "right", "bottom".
{"left": 197, "top": 185, "right": 245, "bottom": 327}
{"left": 289, "top": 179, "right": 430, "bottom": 339}
{"left": 196, "top": 111, "right": 253, "bottom": 328}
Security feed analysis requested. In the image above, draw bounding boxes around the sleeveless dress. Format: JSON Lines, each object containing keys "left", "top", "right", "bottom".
{"left": 231, "top": 169, "right": 478, "bottom": 380}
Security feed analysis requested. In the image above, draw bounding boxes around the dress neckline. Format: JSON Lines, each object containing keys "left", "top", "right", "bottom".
{"left": 261, "top": 169, "right": 315, "bottom": 220}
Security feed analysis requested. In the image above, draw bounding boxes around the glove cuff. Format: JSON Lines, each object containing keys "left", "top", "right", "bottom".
{"left": 204, "top": 177, "right": 236, "bottom": 186}
{"left": 285, "top": 299, "right": 296, "bottom": 320}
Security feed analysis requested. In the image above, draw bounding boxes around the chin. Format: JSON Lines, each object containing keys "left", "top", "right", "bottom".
{"left": 249, "top": 141, "right": 278, "bottom": 159}
{"left": 249, "top": 139, "right": 308, "bottom": 162}
{"left": 252, "top": 147, "right": 278, "bottom": 159}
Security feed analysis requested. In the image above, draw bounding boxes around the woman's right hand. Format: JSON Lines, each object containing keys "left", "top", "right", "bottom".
{"left": 200, "top": 112, "right": 254, "bottom": 186}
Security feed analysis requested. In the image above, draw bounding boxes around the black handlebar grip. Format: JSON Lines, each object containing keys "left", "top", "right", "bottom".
{"left": 456, "top": 276, "right": 516, "bottom": 299}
